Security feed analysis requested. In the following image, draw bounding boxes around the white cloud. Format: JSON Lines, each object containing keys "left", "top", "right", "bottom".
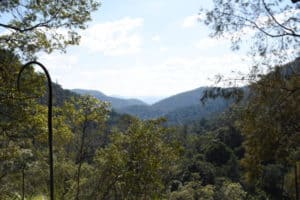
{"left": 92, "top": 54, "right": 248, "bottom": 96}
{"left": 38, "top": 53, "right": 79, "bottom": 82}
{"left": 0, "top": 28, "right": 12, "bottom": 36}
{"left": 194, "top": 37, "right": 229, "bottom": 49}
{"left": 151, "top": 35, "right": 161, "bottom": 42}
{"left": 162, "top": 54, "right": 249, "bottom": 78}
{"left": 41, "top": 50, "right": 250, "bottom": 98}
{"left": 81, "top": 17, "right": 144, "bottom": 56}
{"left": 159, "top": 47, "right": 168, "bottom": 52}
{"left": 182, "top": 15, "right": 198, "bottom": 28}
{"left": 39, "top": 53, "right": 78, "bottom": 70}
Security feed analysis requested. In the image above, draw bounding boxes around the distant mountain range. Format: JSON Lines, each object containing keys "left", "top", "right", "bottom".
{"left": 72, "top": 89, "right": 147, "bottom": 109}
{"left": 46, "top": 58, "right": 300, "bottom": 125}
{"left": 72, "top": 87, "right": 233, "bottom": 124}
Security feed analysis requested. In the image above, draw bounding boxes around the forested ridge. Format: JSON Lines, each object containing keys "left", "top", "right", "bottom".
{"left": 73, "top": 87, "right": 234, "bottom": 125}
{"left": 117, "top": 87, "right": 234, "bottom": 125}
{"left": 71, "top": 89, "right": 147, "bottom": 110}
{"left": 0, "top": 50, "right": 299, "bottom": 199}
{"left": 0, "top": 0, "right": 300, "bottom": 199}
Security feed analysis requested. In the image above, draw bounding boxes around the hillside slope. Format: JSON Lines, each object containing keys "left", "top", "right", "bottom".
{"left": 151, "top": 87, "right": 208, "bottom": 113}
{"left": 118, "top": 87, "right": 232, "bottom": 124}
{"left": 72, "top": 89, "right": 147, "bottom": 109}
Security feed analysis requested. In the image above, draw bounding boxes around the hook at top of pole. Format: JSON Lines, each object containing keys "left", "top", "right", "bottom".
{"left": 17, "top": 61, "right": 54, "bottom": 200}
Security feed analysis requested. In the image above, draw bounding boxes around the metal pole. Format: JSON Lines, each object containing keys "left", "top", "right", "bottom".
{"left": 17, "top": 61, "right": 54, "bottom": 200}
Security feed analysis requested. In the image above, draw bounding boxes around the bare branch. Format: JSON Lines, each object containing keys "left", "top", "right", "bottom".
{"left": 262, "top": 0, "right": 299, "bottom": 36}
{"left": 219, "top": 11, "right": 300, "bottom": 38}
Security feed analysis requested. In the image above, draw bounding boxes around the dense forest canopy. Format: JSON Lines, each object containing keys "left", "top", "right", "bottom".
{"left": 0, "top": 0, "right": 299, "bottom": 200}
{"left": 0, "top": 51, "right": 299, "bottom": 199}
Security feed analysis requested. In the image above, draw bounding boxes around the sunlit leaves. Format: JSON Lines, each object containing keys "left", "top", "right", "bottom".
{"left": 91, "top": 118, "right": 181, "bottom": 199}
{"left": 0, "top": 0, "right": 100, "bottom": 59}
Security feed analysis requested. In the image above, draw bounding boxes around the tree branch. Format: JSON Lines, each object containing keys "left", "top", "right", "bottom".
{"left": 0, "top": 19, "right": 53, "bottom": 33}
{"left": 219, "top": 11, "right": 300, "bottom": 38}
{"left": 291, "top": 0, "right": 300, "bottom": 3}
{"left": 0, "top": 4, "right": 63, "bottom": 33}
{"left": 262, "top": 0, "right": 299, "bottom": 36}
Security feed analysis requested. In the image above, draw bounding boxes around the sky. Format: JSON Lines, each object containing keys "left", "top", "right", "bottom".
{"left": 39, "top": 0, "right": 251, "bottom": 103}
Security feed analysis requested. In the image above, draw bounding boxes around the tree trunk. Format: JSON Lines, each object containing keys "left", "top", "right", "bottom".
{"left": 75, "top": 120, "right": 88, "bottom": 200}
{"left": 295, "top": 163, "right": 299, "bottom": 200}
{"left": 22, "top": 168, "right": 25, "bottom": 200}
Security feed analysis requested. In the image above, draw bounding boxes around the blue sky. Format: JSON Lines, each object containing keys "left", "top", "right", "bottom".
{"left": 39, "top": 0, "right": 250, "bottom": 103}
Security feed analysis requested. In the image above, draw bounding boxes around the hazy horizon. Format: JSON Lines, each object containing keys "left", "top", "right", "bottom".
{"left": 70, "top": 84, "right": 210, "bottom": 104}
{"left": 40, "top": 0, "right": 250, "bottom": 98}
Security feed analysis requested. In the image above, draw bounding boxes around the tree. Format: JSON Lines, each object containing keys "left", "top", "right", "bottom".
{"left": 91, "top": 118, "right": 181, "bottom": 199}
{"left": 260, "top": 164, "right": 285, "bottom": 198}
{"left": 204, "top": 141, "right": 233, "bottom": 166}
{"left": 62, "top": 95, "right": 110, "bottom": 200}
{"left": 219, "top": 181, "right": 246, "bottom": 200}
{"left": 0, "top": 49, "right": 47, "bottom": 199}
{"left": 238, "top": 59, "right": 300, "bottom": 199}
{"left": 200, "top": 2, "right": 300, "bottom": 195}
{"left": 200, "top": 0, "right": 300, "bottom": 66}
{"left": 0, "top": 0, "right": 100, "bottom": 59}
{"left": 169, "top": 182, "right": 215, "bottom": 200}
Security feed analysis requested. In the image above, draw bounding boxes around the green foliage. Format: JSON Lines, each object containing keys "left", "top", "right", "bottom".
{"left": 72, "top": 89, "right": 147, "bottom": 109}
{"left": 261, "top": 164, "right": 284, "bottom": 197}
{"left": 215, "top": 126, "right": 243, "bottom": 150}
{"left": 62, "top": 95, "right": 110, "bottom": 200}
{"left": 170, "top": 182, "right": 215, "bottom": 200}
{"left": 0, "top": 0, "right": 100, "bottom": 59}
{"left": 0, "top": 49, "right": 47, "bottom": 199}
{"left": 91, "top": 118, "right": 182, "bottom": 199}
{"left": 219, "top": 181, "right": 246, "bottom": 200}
{"left": 240, "top": 60, "right": 300, "bottom": 186}
{"left": 1, "top": 50, "right": 299, "bottom": 199}
{"left": 284, "top": 164, "right": 300, "bottom": 199}
{"left": 183, "top": 160, "right": 216, "bottom": 186}
{"left": 197, "top": 185, "right": 215, "bottom": 200}
{"left": 204, "top": 141, "right": 233, "bottom": 166}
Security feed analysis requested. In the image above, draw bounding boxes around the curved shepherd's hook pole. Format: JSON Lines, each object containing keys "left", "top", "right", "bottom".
{"left": 17, "top": 61, "right": 54, "bottom": 200}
